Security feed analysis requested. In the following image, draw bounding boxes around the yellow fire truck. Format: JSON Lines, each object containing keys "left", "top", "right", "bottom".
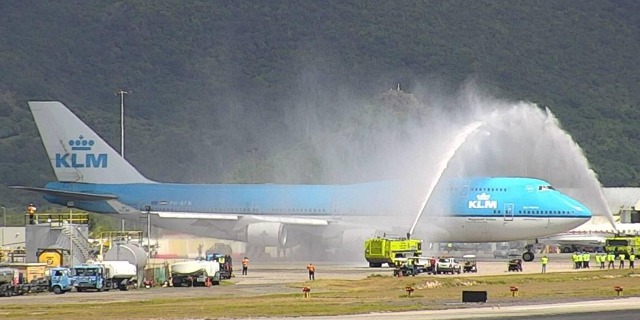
{"left": 364, "top": 237, "right": 422, "bottom": 267}
{"left": 604, "top": 235, "right": 640, "bottom": 256}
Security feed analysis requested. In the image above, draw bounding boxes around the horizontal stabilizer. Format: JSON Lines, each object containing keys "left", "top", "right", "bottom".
{"left": 10, "top": 186, "right": 117, "bottom": 201}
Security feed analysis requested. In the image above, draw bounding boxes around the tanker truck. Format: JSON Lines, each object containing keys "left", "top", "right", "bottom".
{"left": 0, "top": 267, "right": 17, "bottom": 297}
{"left": 170, "top": 258, "right": 221, "bottom": 287}
{"left": 96, "top": 261, "right": 137, "bottom": 290}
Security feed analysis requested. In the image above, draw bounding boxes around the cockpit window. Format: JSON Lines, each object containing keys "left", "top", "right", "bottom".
{"left": 538, "top": 185, "right": 555, "bottom": 191}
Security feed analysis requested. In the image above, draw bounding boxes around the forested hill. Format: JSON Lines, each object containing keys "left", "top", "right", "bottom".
{"left": 0, "top": 1, "right": 639, "bottom": 209}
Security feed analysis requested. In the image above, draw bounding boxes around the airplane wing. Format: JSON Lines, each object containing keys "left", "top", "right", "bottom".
{"left": 10, "top": 186, "right": 118, "bottom": 201}
{"left": 155, "top": 212, "right": 239, "bottom": 221}
{"left": 12, "top": 185, "right": 334, "bottom": 227}
{"left": 154, "top": 211, "right": 329, "bottom": 226}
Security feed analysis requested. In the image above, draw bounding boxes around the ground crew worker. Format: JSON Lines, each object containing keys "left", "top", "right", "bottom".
{"left": 307, "top": 263, "right": 316, "bottom": 280}
{"left": 241, "top": 256, "right": 249, "bottom": 275}
{"left": 575, "top": 252, "right": 583, "bottom": 269}
{"left": 541, "top": 255, "right": 548, "bottom": 273}
{"left": 600, "top": 252, "right": 607, "bottom": 269}
{"left": 582, "top": 252, "right": 590, "bottom": 269}
{"left": 619, "top": 252, "right": 626, "bottom": 269}
{"left": 629, "top": 252, "right": 635, "bottom": 269}
{"left": 595, "top": 253, "right": 601, "bottom": 269}
{"left": 27, "top": 203, "right": 37, "bottom": 225}
{"left": 571, "top": 252, "right": 578, "bottom": 269}
{"left": 607, "top": 251, "right": 616, "bottom": 269}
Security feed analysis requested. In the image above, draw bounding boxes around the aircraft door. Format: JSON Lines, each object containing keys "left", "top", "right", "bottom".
{"left": 503, "top": 203, "right": 514, "bottom": 222}
{"left": 458, "top": 182, "right": 470, "bottom": 197}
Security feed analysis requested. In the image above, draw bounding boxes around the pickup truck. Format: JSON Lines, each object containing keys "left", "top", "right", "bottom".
{"left": 436, "top": 257, "right": 461, "bottom": 274}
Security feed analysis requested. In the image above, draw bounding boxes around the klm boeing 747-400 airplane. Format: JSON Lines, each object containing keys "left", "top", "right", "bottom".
{"left": 14, "top": 101, "right": 592, "bottom": 261}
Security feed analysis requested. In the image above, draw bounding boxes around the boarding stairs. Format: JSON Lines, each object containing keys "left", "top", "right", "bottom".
{"left": 53, "top": 223, "right": 93, "bottom": 264}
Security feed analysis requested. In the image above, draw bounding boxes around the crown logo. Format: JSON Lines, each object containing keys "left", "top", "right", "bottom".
{"left": 68, "top": 135, "right": 95, "bottom": 151}
{"left": 476, "top": 193, "right": 491, "bottom": 201}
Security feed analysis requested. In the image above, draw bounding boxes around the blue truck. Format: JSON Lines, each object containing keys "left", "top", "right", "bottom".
{"left": 0, "top": 267, "right": 73, "bottom": 297}
{"left": 71, "top": 264, "right": 112, "bottom": 292}
{"left": 49, "top": 267, "right": 74, "bottom": 294}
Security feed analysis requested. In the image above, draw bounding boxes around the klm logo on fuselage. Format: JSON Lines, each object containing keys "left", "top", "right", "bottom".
{"left": 468, "top": 193, "right": 497, "bottom": 209}
{"left": 55, "top": 135, "right": 107, "bottom": 168}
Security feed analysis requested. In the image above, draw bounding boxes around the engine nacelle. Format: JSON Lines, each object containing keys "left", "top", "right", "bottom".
{"left": 247, "top": 222, "right": 288, "bottom": 247}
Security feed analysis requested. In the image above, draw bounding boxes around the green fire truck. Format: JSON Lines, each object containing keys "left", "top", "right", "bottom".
{"left": 364, "top": 237, "right": 422, "bottom": 267}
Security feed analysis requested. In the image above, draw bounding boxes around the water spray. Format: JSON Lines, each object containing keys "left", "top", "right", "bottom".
{"left": 409, "top": 121, "right": 485, "bottom": 236}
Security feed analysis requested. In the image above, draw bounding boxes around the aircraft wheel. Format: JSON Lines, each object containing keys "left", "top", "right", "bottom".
{"left": 523, "top": 252, "right": 534, "bottom": 262}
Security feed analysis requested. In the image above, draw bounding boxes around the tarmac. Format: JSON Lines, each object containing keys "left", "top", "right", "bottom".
{"left": 1, "top": 253, "right": 638, "bottom": 320}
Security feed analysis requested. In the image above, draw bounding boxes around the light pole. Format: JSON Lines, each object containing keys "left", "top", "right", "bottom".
{"left": 145, "top": 206, "right": 151, "bottom": 260}
{"left": 117, "top": 89, "right": 130, "bottom": 158}
{"left": 1, "top": 207, "right": 5, "bottom": 247}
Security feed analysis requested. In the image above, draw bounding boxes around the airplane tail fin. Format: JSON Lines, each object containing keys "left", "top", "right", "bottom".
{"left": 28, "top": 101, "right": 152, "bottom": 184}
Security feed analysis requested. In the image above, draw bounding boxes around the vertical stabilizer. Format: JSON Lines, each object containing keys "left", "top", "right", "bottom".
{"left": 29, "top": 101, "right": 152, "bottom": 184}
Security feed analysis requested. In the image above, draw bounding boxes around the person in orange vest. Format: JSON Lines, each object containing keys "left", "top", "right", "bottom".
{"left": 306, "top": 263, "right": 316, "bottom": 280}
{"left": 241, "top": 256, "right": 249, "bottom": 275}
{"left": 27, "top": 203, "right": 37, "bottom": 225}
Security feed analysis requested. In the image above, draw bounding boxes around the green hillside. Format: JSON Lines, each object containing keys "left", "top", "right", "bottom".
{"left": 0, "top": 1, "right": 639, "bottom": 210}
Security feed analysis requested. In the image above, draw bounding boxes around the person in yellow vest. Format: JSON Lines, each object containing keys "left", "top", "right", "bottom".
{"left": 629, "top": 252, "right": 635, "bottom": 269}
{"left": 607, "top": 251, "right": 616, "bottom": 269}
{"left": 619, "top": 252, "right": 626, "bottom": 269}
{"left": 27, "top": 203, "right": 37, "bottom": 225}
{"left": 575, "top": 252, "right": 583, "bottom": 269}
{"left": 595, "top": 254, "right": 601, "bottom": 269}
{"left": 540, "top": 255, "right": 548, "bottom": 273}
{"left": 582, "top": 252, "right": 590, "bottom": 269}
{"left": 571, "top": 252, "right": 578, "bottom": 269}
{"left": 599, "top": 252, "right": 607, "bottom": 269}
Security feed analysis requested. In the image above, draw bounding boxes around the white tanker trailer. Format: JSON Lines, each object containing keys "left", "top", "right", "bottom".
{"left": 170, "top": 259, "right": 221, "bottom": 287}
{"left": 93, "top": 261, "right": 138, "bottom": 290}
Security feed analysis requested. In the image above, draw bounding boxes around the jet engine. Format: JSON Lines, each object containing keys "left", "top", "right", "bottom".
{"left": 247, "top": 222, "right": 288, "bottom": 247}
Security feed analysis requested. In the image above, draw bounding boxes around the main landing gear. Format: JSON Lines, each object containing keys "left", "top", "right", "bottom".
{"left": 522, "top": 245, "right": 535, "bottom": 262}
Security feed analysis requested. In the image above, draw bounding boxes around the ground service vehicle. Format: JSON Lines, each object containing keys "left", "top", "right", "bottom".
{"left": 604, "top": 236, "right": 640, "bottom": 256}
{"left": 462, "top": 254, "right": 477, "bottom": 273}
{"left": 171, "top": 258, "right": 222, "bottom": 287}
{"left": 95, "top": 261, "right": 137, "bottom": 290}
{"left": 0, "top": 267, "right": 70, "bottom": 297}
{"left": 508, "top": 258, "right": 523, "bottom": 272}
{"left": 72, "top": 264, "right": 112, "bottom": 292}
{"left": 206, "top": 253, "right": 233, "bottom": 280}
{"left": 436, "top": 257, "right": 461, "bottom": 274}
{"left": 49, "top": 267, "right": 74, "bottom": 294}
{"left": 393, "top": 256, "right": 436, "bottom": 276}
{"left": 0, "top": 267, "right": 17, "bottom": 297}
{"left": 365, "top": 237, "right": 422, "bottom": 267}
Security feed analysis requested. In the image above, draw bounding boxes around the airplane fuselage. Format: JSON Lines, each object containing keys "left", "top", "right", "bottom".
{"left": 42, "top": 177, "right": 591, "bottom": 243}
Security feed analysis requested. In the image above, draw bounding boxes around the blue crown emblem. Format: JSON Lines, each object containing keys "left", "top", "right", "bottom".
{"left": 68, "top": 135, "right": 95, "bottom": 151}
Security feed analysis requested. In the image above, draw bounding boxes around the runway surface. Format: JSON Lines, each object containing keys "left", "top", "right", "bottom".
{"left": 1, "top": 254, "right": 638, "bottom": 320}
{"left": 265, "top": 297, "right": 640, "bottom": 320}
